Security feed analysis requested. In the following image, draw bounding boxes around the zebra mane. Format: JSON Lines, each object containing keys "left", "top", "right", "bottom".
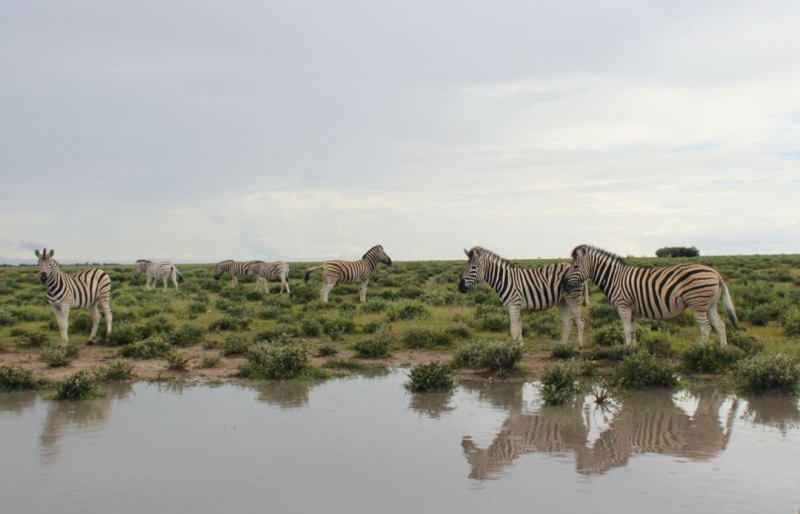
{"left": 217, "top": 259, "right": 234, "bottom": 264}
{"left": 362, "top": 245, "right": 383, "bottom": 259}
{"left": 573, "top": 245, "right": 627, "bottom": 265}
{"left": 136, "top": 259, "right": 152, "bottom": 264}
{"left": 469, "top": 246, "right": 517, "bottom": 269}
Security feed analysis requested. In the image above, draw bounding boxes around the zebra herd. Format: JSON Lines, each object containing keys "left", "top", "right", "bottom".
{"left": 34, "top": 243, "right": 740, "bottom": 349}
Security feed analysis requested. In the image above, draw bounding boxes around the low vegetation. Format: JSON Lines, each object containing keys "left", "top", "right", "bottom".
{"left": 405, "top": 362, "right": 455, "bottom": 392}
{"left": 733, "top": 355, "right": 800, "bottom": 394}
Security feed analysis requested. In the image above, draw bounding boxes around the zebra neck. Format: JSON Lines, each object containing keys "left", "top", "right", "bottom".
{"left": 589, "top": 257, "right": 623, "bottom": 295}
{"left": 45, "top": 271, "right": 65, "bottom": 294}
{"left": 483, "top": 260, "right": 508, "bottom": 294}
{"left": 362, "top": 254, "right": 378, "bottom": 270}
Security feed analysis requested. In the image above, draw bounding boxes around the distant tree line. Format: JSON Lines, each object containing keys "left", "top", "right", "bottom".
{"left": 655, "top": 246, "right": 700, "bottom": 258}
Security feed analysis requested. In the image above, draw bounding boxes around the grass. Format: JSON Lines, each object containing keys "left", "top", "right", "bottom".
{"left": 733, "top": 355, "right": 800, "bottom": 394}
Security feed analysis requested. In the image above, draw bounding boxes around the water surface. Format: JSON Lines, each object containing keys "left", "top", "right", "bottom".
{"left": 1, "top": 372, "right": 798, "bottom": 513}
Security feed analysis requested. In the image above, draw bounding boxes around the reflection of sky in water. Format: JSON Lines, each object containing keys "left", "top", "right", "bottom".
{"left": 0, "top": 373, "right": 798, "bottom": 514}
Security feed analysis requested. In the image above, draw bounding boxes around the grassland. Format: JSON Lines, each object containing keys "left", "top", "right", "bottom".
{"left": 1, "top": 254, "right": 799, "bottom": 388}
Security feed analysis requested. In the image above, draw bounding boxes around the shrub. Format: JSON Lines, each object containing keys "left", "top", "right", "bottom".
{"left": 526, "top": 311, "right": 560, "bottom": 338}
{"left": 97, "top": 360, "right": 135, "bottom": 381}
{"left": 783, "top": 309, "right": 800, "bottom": 337}
{"left": 209, "top": 314, "right": 251, "bottom": 332}
{"left": 540, "top": 361, "right": 580, "bottom": 405}
{"left": 453, "top": 341, "right": 523, "bottom": 374}
{"left": 16, "top": 332, "right": 51, "bottom": 348}
{"left": 639, "top": 330, "right": 678, "bottom": 357}
{"left": 254, "top": 324, "right": 299, "bottom": 344}
{"left": 386, "top": 301, "right": 431, "bottom": 322}
{"left": 300, "top": 318, "right": 322, "bottom": 337}
{"left": 550, "top": 344, "right": 578, "bottom": 360}
{"left": 353, "top": 328, "right": 394, "bottom": 359}
{"left": 593, "top": 323, "right": 626, "bottom": 346}
{"left": 117, "top": 335, "right": 173, "bottom": 359}
{"left": 405, "top": 363, "right": 455, "bottom": 392}
{"left": 402, "top": 328, "right": 454, "bottom": 349}
{"left": 734, "top": 355, "right": 800, "bottom": 394}
{"left": 54, "top": 370, "right": 102, "bottom": 400}
{"left": 360, "top": 299, "right": 388, "bottom": 313}
{"left": 220, "top": 335, "right": 252, "bottom": 356}
{"left": 166, "top": 351, "right": 190, "bottom": 371}
{"left": 588, "top": 303, "right": 619, "bottom": 328}
{"left": 681, "top": 342, "right": 745, "bottom": 374}
{"left": 106, "top": 323, "right": 143, "bottom": 346}
{"left": 611, "top": 352, "right": 678, "bottom": 389}
{"left": 0, "top": 365, "right": 42, "bottom": 391}
{"left": 198, "top": 355, "right": 222, "bottom": 368}
{"left": 445, "top": 322, "right": 471, "bottom": 340}
{"left": 169, "top": 324, "right": 204, "bottom": 347}
{"left": 320, "top": 316, "right": 357, "bottom": 340}
{"left": 240, "top": 344, "right": 327, "bottom": 380}
{"left": 315, "top": 344, "right": 338, "bottom": 357}
{"left": 728, "top": 332, "right": 765, "bottom": 356}
{"left": 362, "top": 320, "right": 389, "bottom": 334}
{"left": 187, "top": 302, "right": 207, "bottom": 315}
{"left": 655, "top": 246, "right": 699, "bottom": 258}
{"left": 40, "top": 345, "right": 80, "bottom": 367}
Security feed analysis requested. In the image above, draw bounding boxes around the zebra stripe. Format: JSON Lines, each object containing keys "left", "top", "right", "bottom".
{"left": 457, "top": 246, "right": 588, "bottom": 344}
{"left": 246, "top": 261, "right": 291, "bottom": 294}
{"left": 36, "top": 248, "right": 112, "bottom": 346}
{"left": 563, "top": 245, "right": 739, "bottom": 346}
{"left": 135, "top": 260, "right": 182, "bottom": 291}
{"left": 214, "top": 260, "right": 258, "bottom": 287}
{"left": 303, "top": 245, "right": 392, "bottom": 302}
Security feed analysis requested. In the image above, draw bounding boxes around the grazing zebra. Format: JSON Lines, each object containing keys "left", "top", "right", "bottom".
{"left": 245, "top": 261, "right": 291, "bottom": 294}
{"left": 458, "top": 246, "right": 588, "bottom": 345}
{"left": 35, "top": 248, "right": 112, "bottom": 346}
{"left": 134, "top": 260, "right": 183, "bottom": 291}
{"left": 562, "top": 245, "right": 740, "bottom": 346}
{"left": 304, "top": 245, "right": 392, "bottom": 302}
{"left": 213, "top": 260, "right": 258, "bottom": 287}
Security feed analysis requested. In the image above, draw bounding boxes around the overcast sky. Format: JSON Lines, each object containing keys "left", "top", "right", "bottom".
{"left": 1, "top": 0, "right": 799, "bottom": 264}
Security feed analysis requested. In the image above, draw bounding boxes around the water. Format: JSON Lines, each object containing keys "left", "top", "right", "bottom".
{"left": 1, "top": 372, "right": 799, "bottom": 514}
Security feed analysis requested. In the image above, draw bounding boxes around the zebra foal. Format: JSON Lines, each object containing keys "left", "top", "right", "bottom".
{"left": 135, "top": 260, "right": 183, "bottom": 291}
{"left": 458, "top": 246, "right": 588, "bottom": 345}
{"left": 562, "top": 245, "right": 739, "bottom": 346}
{"left": 246, "top": 261, "right": 291, "bottom": 294}
{"left": 35, "top": 248, "right": 112, "bottom": 346}
{"left": 304, "top": 245, "right": 392, "bottom": 302}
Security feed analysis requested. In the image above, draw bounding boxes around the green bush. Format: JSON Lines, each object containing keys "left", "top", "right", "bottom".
{"left": 187, "top": 302, "right": 207, "bottom": 315}
{"left": 611, "top": 352, "right": 678, "bottom": 389}
{"left": 315, "top": 344, "right": 339, "bottom": 357}
{"left": 198, "top": 355, "right": 222, "bottom": 368}
{"left": 728, "top": 332, "right": 765, "bottom": 356}
{"left": 240, "top": 344, "right": 327, "bottom": 380}
{"left": 209, "top": 314, "right": 251, "bottom": 332}
{"left": 166, "top": 351, "right": 190, "bottom": 371}
{"left": 300, "top": 318, "right": 322, "bottom": 337}
{"left": 681, "top": 342, "right": 745, "bottom": 374}
{"left": 54, "top": 370, "right": 102, "bottom": 400}
{"left": 97, "top": 360, "right": 135, "bottom": 381}
{"left": 526, "top": 311, "right": 561, "bottom": 338}
{"left": 550, "top": 344, "right": 578, "bottom": 360}
{"left": 16, "top": 332, "right": 51, "bottom": 348}
{"left": 168, "top": 324, "right": 204, "bottom": 347}
{"left": 362, "top": 320, "right": 389, "bottom": 334}
{"left": 540, "top": 361, "right": 580, "bottom": 405}
{"left": 588, "top": 303, "right": 619, "bottom": 328}
{"left": 254, "top": 324, "right": 299, "bottom": 344}
{"left": 320, "top": 316, "right": 357, "bottom": 340}
{"left": 734, "top": 355, "right": 800, "bottom": 394}
{"left": 116, "top": 335, "right": 173, "bottom": 359}
{"left": 387, "top": 301, "right": 431, "bottom": 322}
{"left": 106, "top": 323, "right": 143, "bottom": 346}
{"left": 783, "top": 309, "right": 800, "bottom": 337}
{"left": 402, "top": 328, "right": 454, "bottom": 349}
{"left": 0, "top": 365, "right": 43, "bottom": 391}
{"left": 360, "top": 299, "right": 388, "bottom": 313}
{"left": 353, "top": 328, "right": 394, "bottom": 359}
{"left": 453, "top": 341, "right": 523, "bottom": 374}
{"left": 593, "top": 323, "right": 626, "bottom": 346}
{"left": 220, "top": 335, "right": 252, "bottom": 356}
{"left": 40, "top": 345, "right": 80, "bottom": 367}
{"left": 639, "top": 330, "right": 678, "bottom": 357}
{"left": 405, "top": 363, "right": 455, "bottom": 392}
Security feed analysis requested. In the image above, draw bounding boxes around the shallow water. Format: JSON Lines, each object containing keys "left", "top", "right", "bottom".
{"left": 1, "top": 372, "right": 799, "bottom": 514}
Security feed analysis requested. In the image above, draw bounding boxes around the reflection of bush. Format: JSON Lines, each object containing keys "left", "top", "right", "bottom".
{"left": 408, "top": 390, "right": 455, "bottom": 418}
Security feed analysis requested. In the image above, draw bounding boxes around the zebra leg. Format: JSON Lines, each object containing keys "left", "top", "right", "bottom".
{"left": 88, "top": 303, "right": 100, "bottom": 344}
{"left": 281, "top": 277, "right": 290, "bottom": 294}
{"left": 691, "top": 309, "right": 712, "bottom": 342}
{"left": 507, "top": 305, "right": 522, "bottom": 344}
{"left": 162, "top": 277, "right": 168, "bottom": 292}
{"left": 321, "top": 280, "right": 336, "bottom": 303}
{"left": 263, "top": 278, "right": 270, "bottom": 294}
{"left": 232, "top": 276, "right": 239, "bottom": 288}
{"left": 101, "top": 298, "right": 113, "bottom": 339}
{"left": 708, "top": 307, "right": 728, "bottom": 346}
{"left": 359, "top": 280, "right": 369, "bottom": 303}
{"left": 172, "top": 272, "right": 179, "bottom": 291}
{"left": 618, "top": 307, "right": 636, "bottom": 346}
{"left": 567, "top": 300, "right": 585, "bottom": 346}
{"left": 556, "top": 300, "right": 572, "bottom": 344}
{"left": 50, "top": 303, "right": 69, "bottom": 346}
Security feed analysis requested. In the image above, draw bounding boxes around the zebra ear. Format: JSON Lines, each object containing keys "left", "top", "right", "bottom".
{"left": 35, "top": 249, "right": 42, "bottom": 259}
{"left": 463, "top": 248, "right": 470, "bottom": 258}
{"left": 48, "top": 249, "right": 55, "bottom": 258}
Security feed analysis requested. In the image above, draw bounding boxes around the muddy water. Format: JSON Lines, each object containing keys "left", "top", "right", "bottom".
{"left": 1, "top": 372, "right": 799, "bottom": 514}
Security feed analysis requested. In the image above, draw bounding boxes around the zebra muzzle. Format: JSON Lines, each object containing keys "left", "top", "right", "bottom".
{"left": 39, "top": 273, "right": 47, "bottom": 284}
{"left": 458, "top": 279, "right": 469, "bottom": 293}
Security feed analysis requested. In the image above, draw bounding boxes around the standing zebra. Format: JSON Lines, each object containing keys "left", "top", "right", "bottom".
{"left": 458, "top": 246, "right": 588, "bottom": 345}
{"left": 246, "top": 261, "right": 291, "bottom": 294}
{"left": 304, "top": 245, "right": 392, "bottom": 302}
{"left": 562, "top": 245, "right": 739, "bottom": 346}
{"left": 35, "top": 248, "right": 112, "bottom": 346}
{"left": 134, "top": 260, "right": 183, "bottom": 291}
{"left": 214, "top": 260, "right": 258, "bottom": 287}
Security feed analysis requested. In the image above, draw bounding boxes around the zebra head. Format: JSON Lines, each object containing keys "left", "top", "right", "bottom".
{"left": 214, "top": 260, "right": 232, "bottom": 280}
{"left": 365, "top": 245, "right": 392, "bottom": 266}
{"left": 134, "top": 259, "right": 150, "bottom": 278}
{"left": 458, "top": 247, "right": 485, "bottom": 293}
{"left": 563, "top": 245, "right": 591, "bottom": 294}
{"left": 34, "top": 248, "right": 56, "bottom": 284}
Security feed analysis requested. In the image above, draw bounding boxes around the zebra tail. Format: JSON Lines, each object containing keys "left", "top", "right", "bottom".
{"left": 304, "top": 266, "right": 321, "bottom": 283}
{"left": 583, "top": 282, "right": 590, "bottom": 307}
{"left": 721, "top": 279, "right": 740, "bottom": 329}
{"left": 175, "top": 267, "right": 183, "bottom": 281}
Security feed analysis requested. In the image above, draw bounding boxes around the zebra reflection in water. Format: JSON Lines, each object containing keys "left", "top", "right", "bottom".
{"left": 461, "top": 386, "right": 735, "bottom": 479}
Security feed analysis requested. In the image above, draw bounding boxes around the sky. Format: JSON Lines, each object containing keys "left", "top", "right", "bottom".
{"left": 1, "top": 0, "right": 799, "bottom": 264}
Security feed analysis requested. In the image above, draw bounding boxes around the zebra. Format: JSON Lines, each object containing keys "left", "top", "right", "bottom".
{"left": 35, "top": 248, "right": 112, "bottom": 346}
{"left": 458, "top": 246, "right": 589, "bottom": 345}
{"left": 562, "top": 245, "right": 740, "bottom": 346}
{"left": 213, "top": 260, "right": 258, "bottom": 287}
{"left": 303, "top": 245, "right": 392, "bottom": 303}
{"left": 134, "top": 260, "right": 183, "bottom": 291}
{"left": 245, "top": 261, "right": 291, "bottom": 294}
